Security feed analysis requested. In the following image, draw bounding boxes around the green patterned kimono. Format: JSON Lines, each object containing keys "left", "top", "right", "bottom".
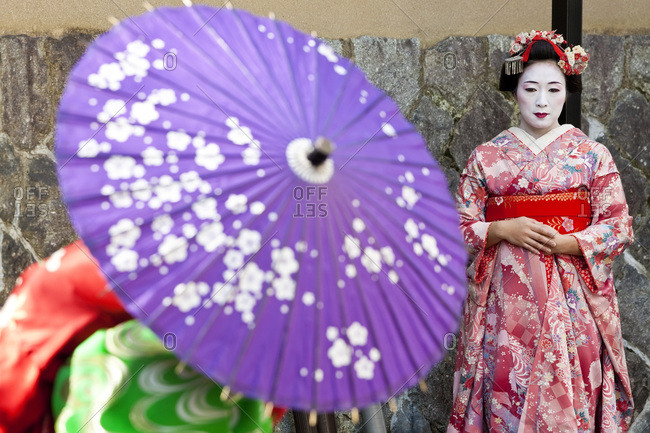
{"left": 52, "top": 320, "right": 272, "bottom": 433}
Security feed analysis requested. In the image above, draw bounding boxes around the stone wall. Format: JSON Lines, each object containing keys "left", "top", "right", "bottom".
{"left": 0, "top": 32, "right": 648, "bottom": 431}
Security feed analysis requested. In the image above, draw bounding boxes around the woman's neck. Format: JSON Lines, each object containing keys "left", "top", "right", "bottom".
{"left": 517, "top": 121, "right": 562, "bottom": 140}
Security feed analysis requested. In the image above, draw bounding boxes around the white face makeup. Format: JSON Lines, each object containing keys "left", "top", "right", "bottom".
{"left": 515, "top": 60, "right": 567, "bottom": 139}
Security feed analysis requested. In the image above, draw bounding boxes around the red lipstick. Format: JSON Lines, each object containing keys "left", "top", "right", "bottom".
{"left": 534, "top": 113, "right": 548, "bottom": 118}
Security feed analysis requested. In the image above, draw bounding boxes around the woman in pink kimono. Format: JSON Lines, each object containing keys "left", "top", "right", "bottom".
{"left": 448, "top": 30, "right": 634, "bottom": 432}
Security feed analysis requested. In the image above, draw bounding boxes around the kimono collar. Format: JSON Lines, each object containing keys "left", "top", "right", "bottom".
{"left": 508, "top": 124, "right": 574, "bottom": 155}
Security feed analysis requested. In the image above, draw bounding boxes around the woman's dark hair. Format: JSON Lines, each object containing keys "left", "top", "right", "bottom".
{"left": 499, "top": 39, "right": 582, "bottom": 94}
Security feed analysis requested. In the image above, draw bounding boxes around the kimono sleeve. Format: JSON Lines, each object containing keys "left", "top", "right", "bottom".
{"left": 455, "top": 147, "right": 497, "bottom": 286}
{"left": 570, "top": 145, "right": 634, "bottom": 294}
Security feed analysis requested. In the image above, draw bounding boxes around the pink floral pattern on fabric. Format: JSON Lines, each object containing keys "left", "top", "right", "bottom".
{"left": 448, "top": 127, "right": 634, "bottom": 432}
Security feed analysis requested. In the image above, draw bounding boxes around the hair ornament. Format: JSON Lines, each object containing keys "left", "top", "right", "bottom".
{"left": 505, "top": 29, "right": 589, "bottom": 76}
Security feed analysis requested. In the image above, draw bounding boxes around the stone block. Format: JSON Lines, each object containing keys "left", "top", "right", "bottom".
{"left": 616, "top": 259, "right": 650, "bottom": 358}
{"left": 43, "top": 34, "right": 96, "bottom": 152}
{"left": 16, "top": 154, "right": 77, "bottom": 259}
{"left": 630, "top": 397, "right": 650, "bottom": 433}
{"left": 1, "top": 230, "right": 35, "bottom": 303}
{"left": 449, "top": 85, "right": 512, "bottom": 168}
{"left": 487, "top": 33, "right": 511, "bottom": 85}
{"left": 411, "top": 348, "right": 456, "bottom": 432}
{"left": 273, "top": 410, "right": 295, "bottom": 433}
{"left": 606, "top": 139, "right": 650, "bottom": 217}
{"left": 352, "top": 36, "right": 421, "bottom": 113}
{"left": 628, "top": 214, "right": 650, "bottom": 267}
{"left": 410, "top": 94, "right": 453, "bottom": 161}
{"left": 0, "top": 132, "right": 24, "bottom": 225}
{"left": 390, "top": 391, "right": 431, "bottom": 433}
{"left": 423, "top": 37, "right": 488, "bottom": 113}
{"left": 0, "top": 36, "right": 52, "bottom": 152}
{"left": 582, "top": 34, "right": 625, "bottom": 118}
{"left": 626, "top": 35, "right": 650, "bottom": 98}
{"left": 334, "top": 411, "right": 356, "bottom": 432}
{"left": 318, "top": 37, "right": 344, "bottom": 58}
{"left": 625, "top": 348, "right": 650, "bottom": 426}
{"left": 608, "top": 89, "right": 650, "bottom": 176}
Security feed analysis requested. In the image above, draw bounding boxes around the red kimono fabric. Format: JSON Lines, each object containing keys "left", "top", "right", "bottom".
{"left": 0, "top": 241, "right": 130, "bottom": 433}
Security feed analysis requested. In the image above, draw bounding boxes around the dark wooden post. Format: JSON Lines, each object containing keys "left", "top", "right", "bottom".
{"left": 552, "top": 0, "right": 583, "bottom": 127}
{"left": 293, "top": 411, "right": 337, "bottom": 433}
{"left": 293, "top": 411, "right": 318, "bottom": 433}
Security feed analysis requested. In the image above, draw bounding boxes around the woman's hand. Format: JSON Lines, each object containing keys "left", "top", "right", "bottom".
{"left": 486, "top": 217, "right": 558, "bottom": 254}
{"left": 548, "top": 233, "right": 582, "bottom": 256}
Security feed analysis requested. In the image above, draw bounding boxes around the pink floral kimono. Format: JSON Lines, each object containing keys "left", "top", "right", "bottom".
{"left": 447, "top": 124, "right": 634, "bottom": 432}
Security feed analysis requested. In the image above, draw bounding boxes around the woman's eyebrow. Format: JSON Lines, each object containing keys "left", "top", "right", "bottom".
{"left": 522, "top": 80, "right": 564, "bottom": 85}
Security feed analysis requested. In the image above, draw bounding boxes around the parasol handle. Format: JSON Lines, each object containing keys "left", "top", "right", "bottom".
{"left": 307, "top": 137, "right": 334, "bottom": 167}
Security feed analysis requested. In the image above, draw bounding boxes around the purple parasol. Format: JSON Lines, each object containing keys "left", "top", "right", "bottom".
{"left": 55, "top": 4, "right": 467, "bottom": 412}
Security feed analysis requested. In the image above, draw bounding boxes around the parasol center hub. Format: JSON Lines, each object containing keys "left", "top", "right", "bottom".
{"left": 307, "top": 137, "right": 334, "bottom": 167}
{"left": 286, "top": 137, "right": 335, "bottom": 184}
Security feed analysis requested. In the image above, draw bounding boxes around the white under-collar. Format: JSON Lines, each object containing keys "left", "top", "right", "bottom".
{"left": 508, "top": 124, "right": 574, "bottom": 155}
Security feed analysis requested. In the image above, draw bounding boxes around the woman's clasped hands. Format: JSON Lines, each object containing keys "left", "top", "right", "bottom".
{"left": 486, "top": 216, "right": 581, "bottom": 255}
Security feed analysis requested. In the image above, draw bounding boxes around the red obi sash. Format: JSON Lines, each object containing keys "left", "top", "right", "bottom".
{"left": 485, "top": 187, "right": 591, "bottom": 234}
{"left": 484, "top": 187, "right": 597, "bottom": 293}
